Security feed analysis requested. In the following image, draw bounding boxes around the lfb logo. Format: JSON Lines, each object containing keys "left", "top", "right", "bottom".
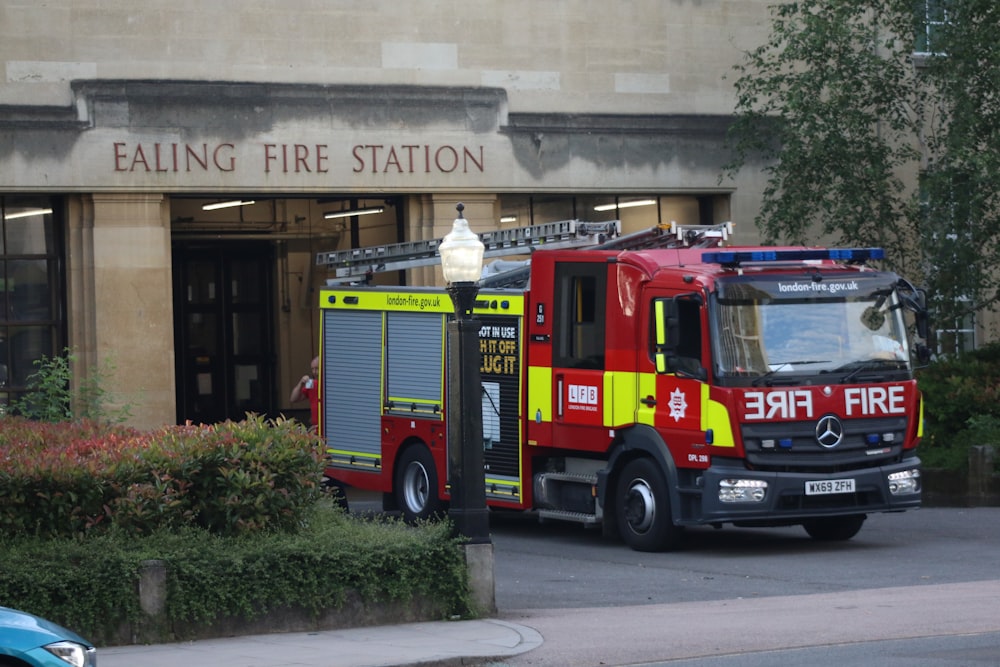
{"left": 568, "top": 384, "right": 599, "bottom": 405}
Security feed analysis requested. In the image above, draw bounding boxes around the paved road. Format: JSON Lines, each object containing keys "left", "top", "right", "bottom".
{"left": 348, "top": 492, "right": 1000, "bottom": 665}
{"left": 489, "top": 506, "right": 1000, "bottom": 608}
{"left": 481, "top": 506, "right": 1000, "bottom": 666}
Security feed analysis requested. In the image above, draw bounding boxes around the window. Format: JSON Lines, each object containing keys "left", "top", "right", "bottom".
{"left": 496, "top": 193, "right": 730, "bottom": 232}
{"left": 0, "top": 197, "right": 64, "bottom": 411}
{"left": 919, "top": 172, "right": 978, "bottom": 356}
{"left": 915, "top": 0, "right": 950, "bottom": 55}
{"left": 935, "top": 299, "right": 975, "bottom": 357}
{"left": 552, "top": 263, "right": 606, "bottom": 369}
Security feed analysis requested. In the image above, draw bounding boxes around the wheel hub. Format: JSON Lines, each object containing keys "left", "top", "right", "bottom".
{"left": 624, "top": 480, "right": 656, "bottom": 533}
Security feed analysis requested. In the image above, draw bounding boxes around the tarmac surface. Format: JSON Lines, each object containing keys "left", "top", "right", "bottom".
{"left": 98, "top": 579, "right": 1000, "bottom": 667}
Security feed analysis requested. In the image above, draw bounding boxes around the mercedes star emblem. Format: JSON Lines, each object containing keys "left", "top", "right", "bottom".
{"left": 816, "top": 414, "right": 844, "bottom": 448}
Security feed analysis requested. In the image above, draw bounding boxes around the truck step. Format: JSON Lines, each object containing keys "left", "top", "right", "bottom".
{"left": 538, "top": 472, "right": 598, "bottom": 485}
{"left": 537, "top": 509, "right": 601, "bottom": 525}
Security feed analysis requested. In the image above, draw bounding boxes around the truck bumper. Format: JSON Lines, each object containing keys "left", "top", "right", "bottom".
{"left": 692, "top": 457, "right": 922, "bottom": 526}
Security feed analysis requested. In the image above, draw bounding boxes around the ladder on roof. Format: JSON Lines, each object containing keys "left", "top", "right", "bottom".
{"left": 317, "top": 219, "right": 734, "bottom": 285}
{"left": 317, "top": 218, "right": 622, "bottom": 284}
{"left": 479, "top": 221, "right": 734, "bottom": 288}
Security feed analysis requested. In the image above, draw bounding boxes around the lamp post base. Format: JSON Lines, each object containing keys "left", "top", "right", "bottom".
{"left": 449, "top": 506, "right": 491, "bottom": 545}
{"left": 446, "top": 300, "right": 491, "bottom": 546}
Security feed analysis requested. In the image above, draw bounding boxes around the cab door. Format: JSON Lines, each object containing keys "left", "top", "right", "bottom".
{"left": 639, "top": 291, "right": 711, "bottom": 468}
{"left": 549, "top": 261, "right": 608, "bottom": 451}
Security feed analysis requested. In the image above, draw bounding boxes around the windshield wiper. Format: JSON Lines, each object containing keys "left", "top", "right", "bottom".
{"left": 751, "top": 360, "right": 830, "bottom": 386}
{"left": 832, "top": 359, "right": 903, "bottom": 384}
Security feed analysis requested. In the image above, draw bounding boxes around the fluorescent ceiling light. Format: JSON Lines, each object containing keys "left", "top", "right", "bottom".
{"left": 324, "top": 207, "right": 384, "bottom": 220}
{"left": 202, "top": 200, "right": 255, "bottom": 211}
{"left": 4, "top": 208, "right": 53, "bottom": 220}
{"left": 500, "top": 215, "right": 518, "bottom": 223}
{"left": 593, "top": 199, "right": 657, "bottom": 212}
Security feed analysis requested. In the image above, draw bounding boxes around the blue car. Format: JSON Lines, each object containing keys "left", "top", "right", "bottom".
{"left": 0, "top": 606, "right": 97, "bottom": 667}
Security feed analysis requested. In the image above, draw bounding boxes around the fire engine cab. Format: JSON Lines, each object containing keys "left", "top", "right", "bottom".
{"left": 315, "top": 221, "right": 928, "bottom": 551}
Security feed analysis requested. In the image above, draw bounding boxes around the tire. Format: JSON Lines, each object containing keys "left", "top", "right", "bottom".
{"left": 394, "top": 444, "right": 447, "bottom": 522}
{"left": 614, "top": 457, "right": 683, "bottom": 552}
{"left": 803, "top": 514, "right": 866, "bottom": 541}
{"left": 322, "top": 476, "right": 350, "bottom": 511}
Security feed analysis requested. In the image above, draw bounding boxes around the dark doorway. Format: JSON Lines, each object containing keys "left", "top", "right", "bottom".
{"left": 172, "top": 241, "right": 275, "bottom": 424}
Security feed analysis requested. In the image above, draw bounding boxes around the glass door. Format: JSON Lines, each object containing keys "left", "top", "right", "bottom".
{"left": 172, "top": 242, "right": 274, "bottom": 424}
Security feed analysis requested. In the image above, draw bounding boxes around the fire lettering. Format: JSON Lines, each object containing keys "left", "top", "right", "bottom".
{"left": 844, "top": 386, "right": 906, "bottom": 416}
{"left": 744, "top": 390, "right": 813, "bottom": 420}
{"left": 263, "top": 143, "right": 330, "bottom": 173}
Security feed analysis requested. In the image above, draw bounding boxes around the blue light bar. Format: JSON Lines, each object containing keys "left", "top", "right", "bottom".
{"left": 702, "top": 248, "right": 885, "bottom": 266}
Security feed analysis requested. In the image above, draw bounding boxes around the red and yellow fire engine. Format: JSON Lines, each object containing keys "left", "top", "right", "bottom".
{"left": 315, "top": 221, "right": 928, "bottom": 551}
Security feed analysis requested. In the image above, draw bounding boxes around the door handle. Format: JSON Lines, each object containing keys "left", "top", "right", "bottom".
{"left": 641, "top": 396, "right": 656, "bottom": 407}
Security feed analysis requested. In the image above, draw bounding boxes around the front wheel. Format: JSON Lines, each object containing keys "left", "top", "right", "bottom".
{"left": 394, "top": 444, "right": 447, "bottom": 523}
{"left": 614, "top": 457, "right": 683, "bottom": 552}
{"left": 803, "top": 514, "right": 866, "bottom": 541}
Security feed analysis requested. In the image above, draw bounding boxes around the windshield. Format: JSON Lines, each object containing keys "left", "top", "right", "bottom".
{"left": 711, "top": 275, "right": 911, "bottom": 380}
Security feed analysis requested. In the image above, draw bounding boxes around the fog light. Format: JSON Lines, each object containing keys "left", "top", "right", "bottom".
{"left": 888, "top": 469, "right": 921, "bottom": 495}
{"left": 719, "top": 479, "right": 768, "bottom": 503}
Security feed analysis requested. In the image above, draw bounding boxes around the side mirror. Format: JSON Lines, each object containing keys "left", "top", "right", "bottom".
{"left": 913, "top": 288, "right": 930, "bottom": 341}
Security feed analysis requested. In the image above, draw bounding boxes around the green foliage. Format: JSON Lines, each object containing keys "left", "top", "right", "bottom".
{"left": 0, "top": 506, "right": 472, "bottom": 646}
{"left": 916, "top": 342, "right": 1000, "bottom": 470}
{"left": 11, "top": 348, "right": 134, "bottom": 424}
{"left": 0, "top": 414, "right": 472, "bottom": 644}
{"left": 0, "top": 414, "right": 324, "bottom": 538}
{"left": 726, "top": 0, "right": 1000, "bottom": 332}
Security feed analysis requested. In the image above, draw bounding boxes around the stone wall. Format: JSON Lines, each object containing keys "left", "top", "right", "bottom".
{"left": 922, "top": 445, "right": 1000, "bottom": 507}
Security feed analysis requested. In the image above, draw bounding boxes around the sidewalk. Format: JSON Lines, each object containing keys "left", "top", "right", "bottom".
{"left": 98, "top": 618, "right": 542, "bottom": 667}
{"left": 97, "top": 579, "right": 1000, "bottom": 667}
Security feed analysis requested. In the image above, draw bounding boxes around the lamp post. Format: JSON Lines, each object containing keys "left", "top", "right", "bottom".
{"left": 438, "top": 203, "right": 490, "bottom": 544}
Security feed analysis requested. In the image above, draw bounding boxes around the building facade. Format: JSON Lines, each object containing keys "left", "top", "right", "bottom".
{"left": 0, "top": 0, "right": 774, "bottom": 428}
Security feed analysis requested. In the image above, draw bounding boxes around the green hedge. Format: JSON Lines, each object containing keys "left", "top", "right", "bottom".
{"left": 0, "top": 506, "right": 471, "bottom": 645}
{"left": 0, "top": 414, "right": 323, "bottom": 537}
{"left": 0, "top": 416, "right": 472, "bottom": 645}
{"left": 917, "top": 343, "right": 1000, "bottom": 471}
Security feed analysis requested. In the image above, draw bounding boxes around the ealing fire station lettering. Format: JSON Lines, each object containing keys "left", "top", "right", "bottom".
{"left": 114, "top": 142, "right": 237, "bottom": 172}
{"left": 112, "top": 141, "right": 486, "bottom": 175}
{"left": 744, "top": 386, "right": 907, "bottom": 420}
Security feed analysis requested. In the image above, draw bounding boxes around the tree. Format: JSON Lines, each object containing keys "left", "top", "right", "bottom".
{"left": 726, "top": 0, "right": 1000, "bottom": 350}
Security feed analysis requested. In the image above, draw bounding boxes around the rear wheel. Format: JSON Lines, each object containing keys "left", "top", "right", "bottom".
{"left": 803, "top": 514, "right": 866, "bottom": 541}
{"left": 394, "top": 444, "right": 447, "bottom": 522}
{"left": 615, "top": 457, "right": 683, "bottom": 552}
{"left": 322, "top": 476, "right": 349, "bottom": 511}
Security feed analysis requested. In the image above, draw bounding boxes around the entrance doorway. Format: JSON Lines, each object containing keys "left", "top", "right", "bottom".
{"left": 172, "top": 241, "right": 275, "bottom": 424}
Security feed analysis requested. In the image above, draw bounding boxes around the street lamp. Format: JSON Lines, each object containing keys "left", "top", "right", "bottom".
{"left": 438, "top": 203, "right": 490, "bottom": 544}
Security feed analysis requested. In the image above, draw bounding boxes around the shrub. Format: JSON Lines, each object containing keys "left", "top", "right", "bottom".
{"left": 916, "top": 343, "right": 1000, "bottom": 471}
{"left": 0, "top": 505, "right": 472, "bottom": 646}
{"left": 10, "top": 348, "right": 134, "bottom": 424}
{"left": 0, "top": 414, "right": 324, "bottom": 538}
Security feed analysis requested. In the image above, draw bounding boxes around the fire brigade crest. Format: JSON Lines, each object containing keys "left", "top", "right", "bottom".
{"left": 668, "top": 388, "right": 688, "bottom": 422}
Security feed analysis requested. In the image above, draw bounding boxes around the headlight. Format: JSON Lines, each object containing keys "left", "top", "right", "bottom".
{"left": 887, "top": 468, "right": 921, "bottom": 495}
{"left": 44, "top": 641, "right": 97, "bottom": 667}
{"left": 719, "top": 479, "right": 767, "bottom": 503}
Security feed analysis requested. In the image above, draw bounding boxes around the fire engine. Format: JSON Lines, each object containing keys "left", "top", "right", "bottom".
{"left": 314, "top": 219, "right": 928, "bottom": 551}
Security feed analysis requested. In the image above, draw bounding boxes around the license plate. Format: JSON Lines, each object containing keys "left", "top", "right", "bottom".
{"left": 805, "top": 479, "right": 856, "bottom": 495}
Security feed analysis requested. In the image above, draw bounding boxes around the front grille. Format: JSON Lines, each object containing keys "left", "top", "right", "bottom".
{"left": 742, "top": 416, "right": 908, "bottom": 473}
